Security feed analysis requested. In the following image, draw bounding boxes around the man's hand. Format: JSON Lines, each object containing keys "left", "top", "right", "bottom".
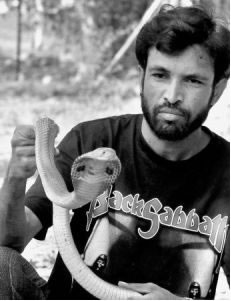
{"left": 118, "top": 281, "right": 184, "bottom": 300}
{"left": 8, "top": 125, "right": 36, "bottom": 179}
{"left": 0, "top": 125, "right": 40, "bottom": 250}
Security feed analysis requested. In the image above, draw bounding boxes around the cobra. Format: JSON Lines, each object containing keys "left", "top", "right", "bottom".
{"left": 35, "top": 117, "right": 141, "bottom": 300}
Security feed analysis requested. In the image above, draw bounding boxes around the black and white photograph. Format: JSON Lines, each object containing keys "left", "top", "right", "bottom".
{"left": 0, "top": 0, "right": 229, "bottom": 299}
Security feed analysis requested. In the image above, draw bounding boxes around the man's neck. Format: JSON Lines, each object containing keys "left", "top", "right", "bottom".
{"left": 141, "top": 118, "right": 211, "bottom": 161}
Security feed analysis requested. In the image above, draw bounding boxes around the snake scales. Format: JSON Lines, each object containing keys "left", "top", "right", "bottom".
{"left": 35, "top": 117, "right": 141, "bottom": 299}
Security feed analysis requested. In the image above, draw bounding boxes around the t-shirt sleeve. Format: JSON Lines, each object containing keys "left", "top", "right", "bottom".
{"left": 25, "top": 129, "right": 79, "bottom": 240}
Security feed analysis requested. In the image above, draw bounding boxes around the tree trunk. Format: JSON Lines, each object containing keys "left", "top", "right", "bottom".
{"left": 75, "top": 1, "right": 96, "bottom": 79}
{"left": 32, "top": 0, "right": 44, "bottom": 51}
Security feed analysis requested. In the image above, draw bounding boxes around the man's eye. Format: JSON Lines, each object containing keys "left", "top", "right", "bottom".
{"left": 187, "top": 78, "right": 203, "bottom": 85}
{"left": 152, "top": 73, "right": 166, "bottom": 79}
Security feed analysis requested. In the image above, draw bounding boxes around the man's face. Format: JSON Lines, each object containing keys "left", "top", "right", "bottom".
{"left": 141, "top": 45, "right": 215, "bottom": 141}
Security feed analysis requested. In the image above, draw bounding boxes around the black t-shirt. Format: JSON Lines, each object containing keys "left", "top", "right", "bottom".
{"left": 25, "top": 114, "right": 230, "bottom": 299}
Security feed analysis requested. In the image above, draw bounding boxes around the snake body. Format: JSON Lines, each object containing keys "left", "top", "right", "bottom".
{"left": 35, "top": 117, "right": 140, "bottom": 300}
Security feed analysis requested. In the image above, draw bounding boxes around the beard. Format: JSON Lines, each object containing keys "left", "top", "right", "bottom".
{"left": 141, "top": 93, "right": 210, "bottom": 141}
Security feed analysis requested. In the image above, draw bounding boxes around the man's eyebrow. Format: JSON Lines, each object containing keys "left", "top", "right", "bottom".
{"left": 183, "top": 73, "right": 211, "bottom": 81}
{"left": 147, "top": 66, "right": 169, "bottom": 73}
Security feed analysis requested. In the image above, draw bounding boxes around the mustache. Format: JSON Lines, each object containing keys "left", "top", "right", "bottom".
{"left": 154, "top": 102, "right": 188, "bottom": 118}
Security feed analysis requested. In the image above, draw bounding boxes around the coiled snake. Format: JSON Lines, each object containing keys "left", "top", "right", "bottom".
{"left": 35, "top": 117, "right": 141, "bottom": 299}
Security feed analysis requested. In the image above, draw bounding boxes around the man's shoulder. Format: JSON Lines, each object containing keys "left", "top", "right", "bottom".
{"left": 204, "top": 126, "right": 230, "bottom": 154}
{"left": 58, "top": 114, "right": 142, "bottom": 155}
{"left": 210, "top": 129, "right": 230, "bottom": 155}
{"left": 205, "top": 128, "right": 230, "bottom": 175}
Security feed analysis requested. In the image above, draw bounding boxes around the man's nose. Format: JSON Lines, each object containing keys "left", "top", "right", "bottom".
{"left": 163, "top": 79, "right": 183, "bottom": 104}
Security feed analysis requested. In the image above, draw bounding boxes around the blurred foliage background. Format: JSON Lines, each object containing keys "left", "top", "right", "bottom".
{"left": 0, "top": 0, "right": 229, "bottom": 90}
{"left": 0, "top": 0, "right": 229, "bottom": 169}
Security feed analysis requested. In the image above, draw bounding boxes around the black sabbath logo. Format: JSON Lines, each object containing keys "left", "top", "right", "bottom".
{"left": 86, "top": 187, "right": 229, "bottom": 253}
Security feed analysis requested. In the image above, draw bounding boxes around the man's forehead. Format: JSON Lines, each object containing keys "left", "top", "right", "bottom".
{"left": 146, "top": 46, "right": 214, "bottom": 76}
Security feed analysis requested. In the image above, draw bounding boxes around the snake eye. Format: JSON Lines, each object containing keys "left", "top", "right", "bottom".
{"left": 77, "top": 165, "right": 85, "bottom": 172}
{"left": 106, "top": 167, "right": 113, "bottom": 175}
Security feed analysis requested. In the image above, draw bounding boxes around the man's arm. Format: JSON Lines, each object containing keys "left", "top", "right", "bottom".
{"left": 0, "top": 125, "right": 42, "bottom": 252}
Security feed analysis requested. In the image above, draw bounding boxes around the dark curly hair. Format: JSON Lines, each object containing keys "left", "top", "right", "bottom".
{"left": 135, "top": 5, "right": 230, "bottom": 84}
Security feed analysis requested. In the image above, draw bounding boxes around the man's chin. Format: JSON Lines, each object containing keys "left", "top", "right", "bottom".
{"left": 154, "top": 129, "right": 188, "bottom": 141}
{"left": 152, "top": 121, "right": 189, "bottom": 141}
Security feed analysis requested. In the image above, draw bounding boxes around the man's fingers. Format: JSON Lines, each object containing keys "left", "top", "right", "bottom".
{"left": 118, "top": 282, "right": 179, "bottom": 300}
{"left": 14, "top": 146, "right": 35, "bottom": 157}
{"left": 55, "top": 147, "right": 60, "bottom": 157}
{"left": 118, "top": 281, "right": 155, "bottom": 294}
{"left": 13, "top": 146, "right": 59, "bottom": 159}
{"left": 14, "top": 156, "right": 37, "bottom": 172}
{"left": 11, "top": 125, "right": 35, "bottom": 147}
{"left": 14, "top": 146, "right": 59, "bottom": 156}
{"left": 8, "top": 156, "right": 37, "bottom": 179}
{"left": 20, "top": 156, "right": 36, "bottom": 166}
{"left": 17, "top": 125, "right": 35, "bottom": 139}
{"left": 9, "top": 124, "right": 60, "bottom": 180}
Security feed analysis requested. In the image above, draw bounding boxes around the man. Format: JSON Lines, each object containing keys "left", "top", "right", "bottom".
{"left": 0, "top": 4, "right": 229, "bottom": 300}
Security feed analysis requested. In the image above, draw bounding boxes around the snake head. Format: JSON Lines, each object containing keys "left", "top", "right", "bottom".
{"left": 36, "top": 117, "right": 59, "bottom": 138}
{"left": 71, "top": 148, "right": 121, "bottom": 183}
{"left": 71, "top": 148, "right": 121, "bottom": 204}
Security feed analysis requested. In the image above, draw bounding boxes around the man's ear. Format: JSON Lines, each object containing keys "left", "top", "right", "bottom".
{"left": 210, "top": 78, "right": 229, "bottom": 107}
{"left": 138, "top": 65, "right": 145, "bottom": 93}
